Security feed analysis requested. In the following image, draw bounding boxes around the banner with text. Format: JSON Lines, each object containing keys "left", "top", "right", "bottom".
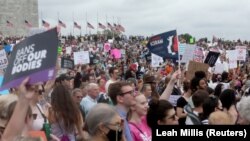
{"left": 147, "top": 30, "right": 178, "bottom": 60}
{"left": 0, "top": 28, "right": 58, "bottom": 90}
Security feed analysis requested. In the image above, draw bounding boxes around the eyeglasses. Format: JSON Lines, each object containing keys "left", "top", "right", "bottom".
{"left": 119, "top": 90, "right": 135, "bottom": 96}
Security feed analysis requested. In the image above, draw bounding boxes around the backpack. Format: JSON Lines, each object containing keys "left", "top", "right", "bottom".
{"left": 184, "top": 104, "right": 202, "bottom": 125}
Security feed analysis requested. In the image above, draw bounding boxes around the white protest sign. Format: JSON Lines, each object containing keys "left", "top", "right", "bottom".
{"left": 236, "top": 46, "right": 246, "bottom": 61}
{"left": 226, "top": 50, "right": 237, "bottom": 69}
{"left": 0, "top": 50, "right": 8, "bottom": 69}
{"left": 73, "top": 51, "right": 90, "bottom": 65}
{"left": 151, "top": 53, "right": 163, "bottom": 68}
{"left": 178, "top": 43, "right": 186, "bottom": 55}
{"left": 181, "top": 44, "right": 196, "bottom": 63}
{"left": 66, "top": 47, "right": 72, "bottom": 55}
{"left": 214, "top": 63, "right": 224, "bottom": 74}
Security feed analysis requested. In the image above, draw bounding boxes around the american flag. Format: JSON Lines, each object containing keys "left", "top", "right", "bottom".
{"left": 6, "top": 20, "right": 14, "bottom": 27}
{"left": 74, "top": 22, "right": 81, "bottom": 29}
{"left": 113, "top": 23, "right": 120, "bottom": 31}
{"left": 98, "top": 23, "right": 106, "bottom": 29}
{"left": 58, "top": 20, "right": 66, "bottom": 28}
{"left": 87, "top": 22, "right": 94, "bottom": 29}
{"left": 107, "top": 22, "right": 113, "bottom": 29}
{"left": 117, "top": 24, "right": 125, "bottom": 32}
{"left": 25, "top": 20, "right": 32, "bottom": 28}
{"left": 42, "top": 20, "right": 50, "bottom": 28}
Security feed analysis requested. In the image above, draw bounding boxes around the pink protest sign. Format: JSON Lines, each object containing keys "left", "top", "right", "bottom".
{"left": 104, "top": 43, "right": 111, "bottom": 52}
{"left": 111, "top": 48, "right": 121, "bottom": 59}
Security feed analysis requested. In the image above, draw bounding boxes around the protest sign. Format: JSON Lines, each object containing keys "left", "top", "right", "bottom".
{"left": 226, "top": 50, "right": 238, "bottom": 69}
{"left": 0, "top": 75, "right": 9, "bottom": 95}
{"left": 178, "top": 43, "right": 186, "bottom": 55}
{"left": 204, "top": 51, "right": 220, "bottom": 67}
{"left": 147, "top": 30, "right": 178, "bottom": 60}
{"left": 61, "top": 58, "right": 74, "bottom": 69}
{"left": 151, "top": 53, "right": 164, "bottom": 68}
{"left": 66, "top": 47, "right": 72, "bottom": 55}
{"left": 181, "top": 44, "right": 196, "bottom": 63}
{"left": 73, "top": 51, "right": 90, "bottom": 65}
{"left": 0, "top": 50, "right": 8, "bottom": 69}
{"left": 236, "top": 46, "right": 246, "bottom": 61}
{"left": 186, "top": 61, "right": 209, "bottom": 80}
{"left": 193, "top": 46, "right": 204, "bottom": 62}
{"left": 104, "top": 43, "right": 111, "bottom": 52}
{"left": 0, "top": 28, "right": 58, "bottom": 90}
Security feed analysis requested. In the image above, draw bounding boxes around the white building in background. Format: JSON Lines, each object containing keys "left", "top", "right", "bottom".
{"left": 0, "top": 0, "right": 38, "bottom": 37}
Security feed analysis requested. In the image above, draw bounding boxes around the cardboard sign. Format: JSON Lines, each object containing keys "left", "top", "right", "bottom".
{"left": 186, "top": 61, "right": 209, "bottom": 80}
{"left": 204, "top": 51, "right": 220, "bottom": 67}
{"left": 0, "top": 28, "right": 58, "bottom": 90}
{"left": 61, "top": 58, "right": 74, "bottom": 70}
{"left": 0, "top": 50, "right": 8, "bottom": 69}
{"left": 73, "top": 51, "right": 90, "bottom": 65}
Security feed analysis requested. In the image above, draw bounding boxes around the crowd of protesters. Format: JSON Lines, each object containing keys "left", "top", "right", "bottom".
{"left": 0, "top": 33, "right": 250, "bottom": 141}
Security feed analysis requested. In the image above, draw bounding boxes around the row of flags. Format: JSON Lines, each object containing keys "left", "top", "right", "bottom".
{"left": 5, "top": 20, "right": 125, "bottom": 32}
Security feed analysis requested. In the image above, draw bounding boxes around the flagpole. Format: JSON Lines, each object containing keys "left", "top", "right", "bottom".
{"left": 97, "top": 11, "right": 99, "bottom": 35}
{"left": 72, "top": 12, "right": 75, "bottom": 36}
{"left": 105, "top": 14, "right": 108, "bottom": 40}
{"left": 176, "top": 29, "right": 181, "bottom": 87}
{"left": 112, "top": 16, "right": 114, "bottom": 39}
{"left": 41, "top": 11, "right": 43, "bottom": 28}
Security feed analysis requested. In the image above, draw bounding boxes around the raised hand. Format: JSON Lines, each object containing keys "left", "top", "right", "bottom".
{"left": 18, "top": 77, "right": 35, "bottom": 101}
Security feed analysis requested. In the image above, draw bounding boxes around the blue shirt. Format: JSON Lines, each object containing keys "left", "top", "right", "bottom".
{"left": 80, "top": 95, "right": 97, "bottom": 116}
{"left": 116, "top": 106, "right": 133, "bottom": 141}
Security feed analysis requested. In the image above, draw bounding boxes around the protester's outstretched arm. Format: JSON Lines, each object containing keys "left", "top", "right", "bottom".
{"left": 2, "top": 78, "right": 35, "bottom": 141}
{"left": 160, "top": 70, "right": 181, "bottom": 100}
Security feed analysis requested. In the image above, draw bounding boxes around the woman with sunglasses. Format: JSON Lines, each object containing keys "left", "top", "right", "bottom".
{"left": 85, "top": 103, "right": 125, "bottom": 141}
{"left": 128, "top": 94, "right": 151, "bottom": 141}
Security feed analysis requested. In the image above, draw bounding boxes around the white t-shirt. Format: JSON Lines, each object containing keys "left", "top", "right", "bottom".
{"left": 105, "top": 79, "right": 117, "bottom": 93}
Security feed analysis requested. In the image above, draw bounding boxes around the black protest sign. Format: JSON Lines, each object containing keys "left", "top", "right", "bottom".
{"left": 0, "top": 28, "right": 58, "bottom": 90}
{"left": 61, "top": 58, "right": 74, "bottom": 69}
{"left": 204, "top": 51, "right": 220, "bottom": 67}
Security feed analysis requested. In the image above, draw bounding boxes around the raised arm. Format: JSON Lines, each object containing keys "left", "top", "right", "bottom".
{"left": 159, "top": 70, "right": 181, "bottom": 100}
{"left": 2, "top": 78, "right": 35, "bottom": 141}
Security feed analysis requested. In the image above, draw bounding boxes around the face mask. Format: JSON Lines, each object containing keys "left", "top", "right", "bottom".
{"left": 106, "top": 128, "right": 123, "bottom": 141}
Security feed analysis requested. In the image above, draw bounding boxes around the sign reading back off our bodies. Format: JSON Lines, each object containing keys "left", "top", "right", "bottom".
{"left": 0, "top": 28, "right": 58, "bottom": 90}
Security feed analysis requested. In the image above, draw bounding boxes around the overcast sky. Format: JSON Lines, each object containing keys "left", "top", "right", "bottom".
{"left": 38, "top": 0, "right": 250, "bottom": 41}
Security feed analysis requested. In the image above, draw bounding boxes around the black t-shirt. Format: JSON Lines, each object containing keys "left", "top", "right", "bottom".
{"left": 176, "top": 97, "right": 188, "bottom": 125}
